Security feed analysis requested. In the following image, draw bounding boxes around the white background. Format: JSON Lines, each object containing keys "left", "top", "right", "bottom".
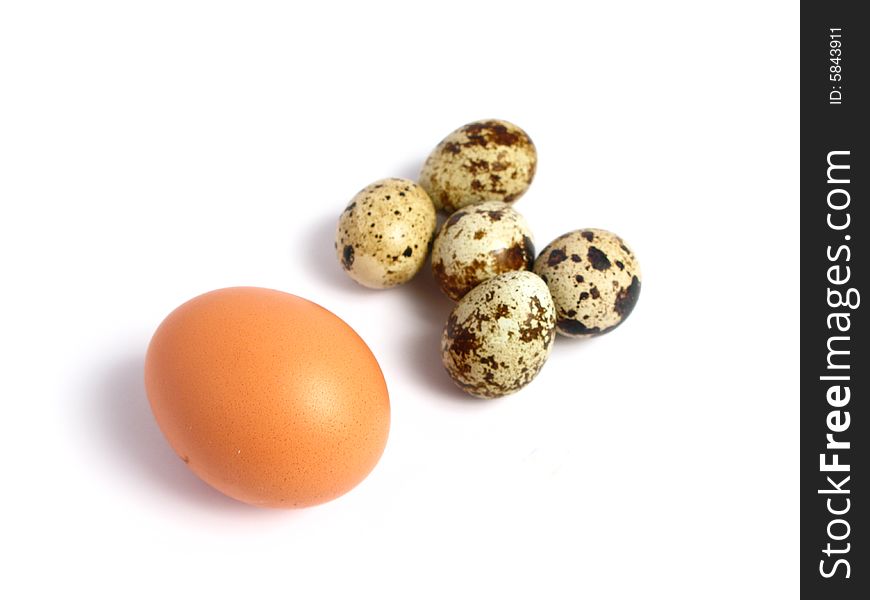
{"left": 1, "top": 1, "right": 799, "bottom": 598}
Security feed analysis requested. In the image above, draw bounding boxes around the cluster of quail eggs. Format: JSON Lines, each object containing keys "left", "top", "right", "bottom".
{"left": 336, "top": 119, "right": 642, "bottom": 398}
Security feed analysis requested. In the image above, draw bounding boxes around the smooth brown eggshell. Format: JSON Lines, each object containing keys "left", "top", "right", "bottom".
{"left": 144, "top": 287, "right": 390, "bottom": 508}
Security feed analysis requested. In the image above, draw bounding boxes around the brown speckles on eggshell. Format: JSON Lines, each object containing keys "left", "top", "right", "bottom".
{"left": 614, "top": 276, "right": 641, "bottom": 318}
{"left": 341, "top": 245, "right": 355, "bottom": 270}
{"left": 419, "top": 119, "right": 537, "bottom": 212}
{"left": 441, "top": 271, "right": 556, "bottom": 398}
{"left": 534, "top": 229, "right": 642, "bottom": 338}
{"left": 587, "top": 246, "right": 611, "bottom": 271}
{"left": 431, "top": 201, "right": 536, "bottom": 301}
{"left": 492, "top": 241, "right": 531, "bottom": 272}
{"left": 547, "top": 248, "right": 568, "bottom": 267}
{"left": 445, "top": 210, "right": 467, "bottom": 229}
{"left": 336, "top": 178, "right": 436, "bottom": 289}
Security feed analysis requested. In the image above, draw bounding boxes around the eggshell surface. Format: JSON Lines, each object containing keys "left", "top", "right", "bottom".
{"left": 336, "top": 178, "right": 436, "bottom": 288}
{"left": 144, "top": 287, "right": 390, "bottom": 508}
{"left": 419, "top": 119, "right": 537, "bottom": 213}
{"left": 432, "top": 201, "right": 536, "bottom": 300}
{"left": 441, "top": 271, "right": 556, "bottom": 398}
{"left": 533, "top": 229, "right": 642, "bottom": 337}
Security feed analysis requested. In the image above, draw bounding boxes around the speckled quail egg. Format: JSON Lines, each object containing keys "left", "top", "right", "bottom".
{"left": 431, "top": 201, "right": 536, "bottom": 301}
{"left": 336, "top": 178, "right": 437, "bottom": 288}
{"left": 533, "top": 229, "right": 641, "bottom": 337}
{"left": 441, "top": 271, "right": 556, "bottom": 398}
{"left": 419, "top": 119, "right": 537, "bottom": 213}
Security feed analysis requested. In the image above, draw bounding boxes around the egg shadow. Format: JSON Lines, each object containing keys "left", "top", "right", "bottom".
{"left": 399, "top": 262, "right": 484, "bottom": 403}
{"left": 299, "top": 213, "right": 369, "bottom": 293}
{"left": 552, "top": 332, "right": 593, "bottom": 349}
{"left": 391, "top": 156, "right": 425, "bottom": 181}
{"left": 97, "top": 355, "right": 272, "bottom": 514}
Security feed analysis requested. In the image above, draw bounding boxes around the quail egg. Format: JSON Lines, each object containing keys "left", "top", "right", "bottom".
{"left": 533, "top": 229, "right": 641, "bottom": 337}
{"left": 441, "top": 271, "right": 556, "bottom": 398}
{"left": 419, "top": 119, "right": 537, "bottom": 213}
{"left": 431, "top": 201, "right": 535, "bottom": 301}
{"left": 336, "top": 178, "right": 436, "bottom": 288}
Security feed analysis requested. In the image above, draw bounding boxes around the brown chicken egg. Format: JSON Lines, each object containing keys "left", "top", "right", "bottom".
{"left": 144, "top": 287, "right": 390, "bottom": 508}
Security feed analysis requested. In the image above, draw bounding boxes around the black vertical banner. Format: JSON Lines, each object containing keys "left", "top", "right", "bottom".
{"left": 801, "top": 2, "right": 868, "bottom": 597}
